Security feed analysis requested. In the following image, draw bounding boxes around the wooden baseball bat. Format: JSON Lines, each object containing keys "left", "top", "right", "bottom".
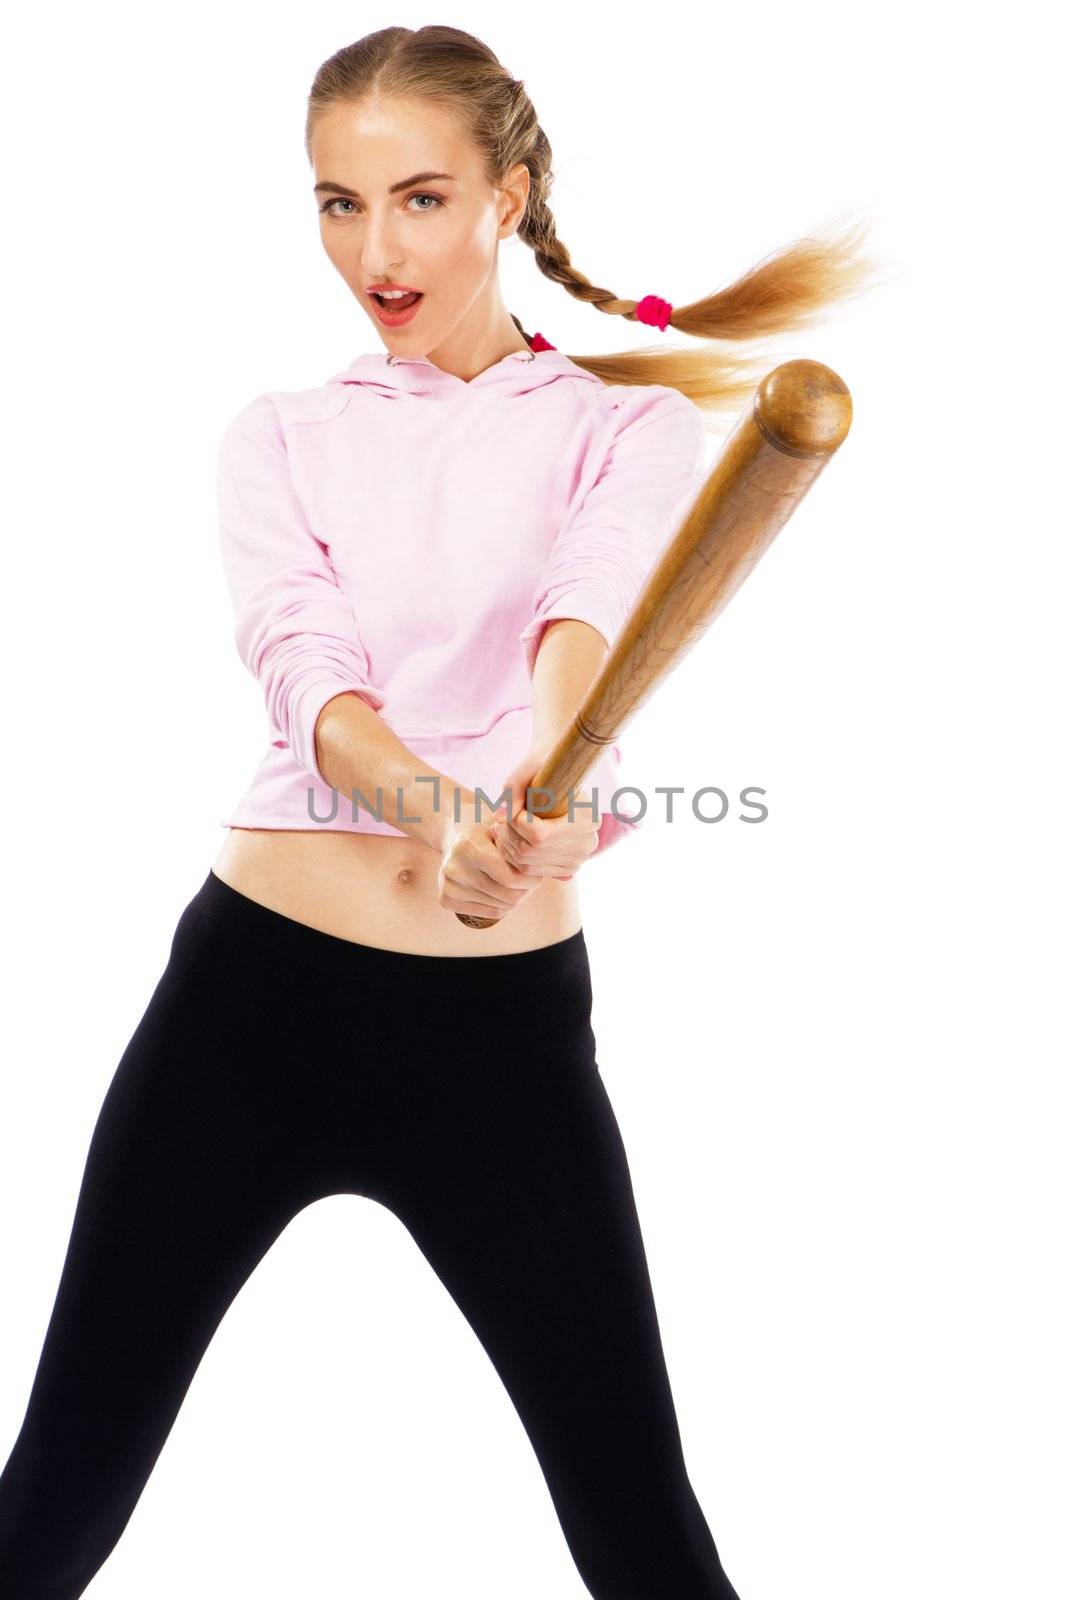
{"left": 456, "top": 357, "right": 853, "bottom": 929}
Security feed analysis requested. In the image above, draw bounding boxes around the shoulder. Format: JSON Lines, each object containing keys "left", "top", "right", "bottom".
{"left": 581, "top": 375, "right": 703, "bottom": 428}
{"left": 219, "top": 380, "right": 354, "bottom": 450}
{"left": 582, "top": 380, "right": 707, "bottom": 464}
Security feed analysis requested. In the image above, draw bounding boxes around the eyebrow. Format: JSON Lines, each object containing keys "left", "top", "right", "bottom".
{"left": 313, "top": 171, "right": 456, "bottom": 199}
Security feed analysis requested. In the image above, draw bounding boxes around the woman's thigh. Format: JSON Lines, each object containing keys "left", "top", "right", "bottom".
{"left": 0, "top": 877, "right": 341, "bottom": 1591}
{"left": 368, "top": 1001, "right": 740, "bottom": 1599}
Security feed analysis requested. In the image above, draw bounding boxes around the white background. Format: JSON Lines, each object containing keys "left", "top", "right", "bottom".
{"left": 1, "top": 4, "right": 1062, "bottom": 1597}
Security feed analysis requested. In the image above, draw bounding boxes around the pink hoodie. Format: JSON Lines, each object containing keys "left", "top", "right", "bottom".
{"left": 216, "top": 345, "right": 708, "bottom": 857}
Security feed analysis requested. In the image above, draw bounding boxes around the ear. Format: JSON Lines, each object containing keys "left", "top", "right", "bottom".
{"left": 498, "top": 161, "right": 531, "bottom": 239}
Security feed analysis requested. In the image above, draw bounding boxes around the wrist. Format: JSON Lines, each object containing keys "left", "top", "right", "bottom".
{"left": 432, "top": 782, "right": 486, "bottom": 855}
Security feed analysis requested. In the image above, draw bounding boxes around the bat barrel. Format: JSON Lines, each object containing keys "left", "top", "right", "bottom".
{"left": 538, "top": 357, "right": 852, "bottom": 793}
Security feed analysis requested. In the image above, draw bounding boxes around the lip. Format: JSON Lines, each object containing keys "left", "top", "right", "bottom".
{"left": 367, "top": 288, "right": 424, "bottom": 328}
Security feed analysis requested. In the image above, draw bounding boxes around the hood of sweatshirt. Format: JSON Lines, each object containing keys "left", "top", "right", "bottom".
{"left": 326, "top": 346, "right": 604, "bottom": 401}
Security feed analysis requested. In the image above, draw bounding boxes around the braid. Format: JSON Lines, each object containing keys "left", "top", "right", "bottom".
{"left": 520, "top": 196, "right": 642, "bottom": 323}
{"left": 505, "top": 116, "right": 878, "bottom": 409}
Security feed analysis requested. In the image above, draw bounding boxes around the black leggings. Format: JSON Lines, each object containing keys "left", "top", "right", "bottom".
{"left": 0, "top": 868, "right": 740, "bottom": 1599}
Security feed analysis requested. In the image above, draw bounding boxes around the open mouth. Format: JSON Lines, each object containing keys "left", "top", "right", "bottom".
{"left": 371, "top": 290, "right": 423, "bottom": 311}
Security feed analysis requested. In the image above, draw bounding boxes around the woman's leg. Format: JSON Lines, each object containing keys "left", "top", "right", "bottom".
{"left": 364, "top": 933, "right": 742, "bottom": 1600}
{"left": 0, "top": 874, "right": 325, "bottom": 1599}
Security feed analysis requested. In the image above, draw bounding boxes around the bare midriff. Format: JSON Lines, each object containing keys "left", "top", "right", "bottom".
{"left": 211, "top": 826, "right": 583, "bottom": 956}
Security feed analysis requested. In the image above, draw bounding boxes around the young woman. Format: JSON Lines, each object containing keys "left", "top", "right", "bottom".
{"left": 0, "top": 24, "right": 872, "bottom": 1598}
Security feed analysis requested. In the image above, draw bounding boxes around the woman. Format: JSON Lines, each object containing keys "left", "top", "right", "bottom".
{"left": 0, "top": 24, "right": 872, "bottom": 1598}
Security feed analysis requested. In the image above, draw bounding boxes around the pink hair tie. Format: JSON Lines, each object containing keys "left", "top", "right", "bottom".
{"left": 634, "top": 294, "right": 673, "bottom": 331}
{"left": 528, "top": 331, "right": 556, "bottom": 351}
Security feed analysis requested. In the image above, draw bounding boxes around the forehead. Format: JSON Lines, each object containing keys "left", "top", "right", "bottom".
{"left": 311, "top": 96, "right": 472, "bottom": 176}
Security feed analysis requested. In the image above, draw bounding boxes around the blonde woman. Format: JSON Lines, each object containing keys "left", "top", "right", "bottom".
{"left": 0, "top": 25, "right": 872, "bottom": 1597}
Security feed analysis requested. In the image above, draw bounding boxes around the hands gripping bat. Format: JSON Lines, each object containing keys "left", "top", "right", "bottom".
{"left": 456, "top": 357, "right": 853, "bottom": 929}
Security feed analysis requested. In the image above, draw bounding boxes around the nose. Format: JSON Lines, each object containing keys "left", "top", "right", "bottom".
{"left": 361, "top": 214, "right": 404, "bottom": 283}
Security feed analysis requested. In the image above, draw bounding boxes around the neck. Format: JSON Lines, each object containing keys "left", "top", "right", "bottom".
{"left": 419, "top": 306, "right": 530, "bottom": 384}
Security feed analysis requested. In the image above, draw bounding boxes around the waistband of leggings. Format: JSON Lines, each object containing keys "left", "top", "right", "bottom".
{"left": 185, "top": 868, "right": 590, "bottom": 996}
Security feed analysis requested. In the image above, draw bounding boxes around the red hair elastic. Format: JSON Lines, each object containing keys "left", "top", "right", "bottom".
{"left": 528, "top": 331, "right": 556, "bottom": 351}
{"left": 634, "top": 294, "right": 673, "bottom": 330}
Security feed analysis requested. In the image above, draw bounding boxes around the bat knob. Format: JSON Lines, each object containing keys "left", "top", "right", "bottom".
{"left": 755, "top": 359, "right": 852, "bottom": 455}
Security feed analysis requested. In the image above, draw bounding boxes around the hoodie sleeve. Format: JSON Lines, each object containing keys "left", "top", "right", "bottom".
{"left": 217, "top": 392, "right": 385, "bottom": 789}
{"left": 518, "top": 388, "right": 707, "bottom": 678}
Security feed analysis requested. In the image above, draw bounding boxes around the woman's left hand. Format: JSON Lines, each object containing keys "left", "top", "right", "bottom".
{"left": 490, "top": 749, "right": 601, "bottom": 882}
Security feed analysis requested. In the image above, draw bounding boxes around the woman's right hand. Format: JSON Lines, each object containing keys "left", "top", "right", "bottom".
{"left": 437, "top": 794, "right": 543, "bottom": 923}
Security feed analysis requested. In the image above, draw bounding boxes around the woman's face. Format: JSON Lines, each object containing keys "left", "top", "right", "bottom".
{"left": 311, "top": 95, "right": 529, "bottom": 359}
